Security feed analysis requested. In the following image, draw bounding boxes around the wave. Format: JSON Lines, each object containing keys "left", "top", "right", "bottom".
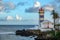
{"left": 0, "top": 32, "right": 15, "bottom": 35}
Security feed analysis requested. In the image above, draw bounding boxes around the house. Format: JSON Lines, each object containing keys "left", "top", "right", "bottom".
{"left": 40, "top": 20, "right": 54, "bottom": 32}
{"left": 41, "top": 20, "right": 54, "bottom": 29}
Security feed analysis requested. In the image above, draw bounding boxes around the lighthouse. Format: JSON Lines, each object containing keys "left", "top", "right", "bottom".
{"left": 39, "top": 8, "right": 44, "bottom": 27}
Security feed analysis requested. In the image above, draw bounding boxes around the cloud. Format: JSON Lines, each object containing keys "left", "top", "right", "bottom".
{"left": 43, "top": 5, "right": 54, "bottom": 11}
{"left": 34, "top": 1, "right": 41, "bottom": 8}
{"left": 0, "top": 1, "right": 27, "bottom": 13}
{"left": 0, "top": 12, "right": 4, "bottom": 14}
{"left": 6, "top": 16, "right": 13, "bottom": 20}
{"left": 0, "top": 12, "right": 6, "bottom": 14}
{"left": 0, "top": 5, "right": 4, "bottom": 11}
{"left": 16, "top": 2, "right": 27, "bottom": 6}
{"left": 55, "top": 0, "right": 60, "bottom": 2}
{"left": 6, "top": 15, "right": 22, "bottom": 21}
{"left": 25, "top": 1, "right": 41, "bottom": 13}
{"left": 7, "top": 2, "right": 15, "bottom": 9}
{"left": 25, "top": 7, "right": 39, "bottom": 13}
{"left": 0, "top": 2, "right": 15, "bottom": 13}
{"left": 16, "top": 14, "right": 22, "bottom": 21}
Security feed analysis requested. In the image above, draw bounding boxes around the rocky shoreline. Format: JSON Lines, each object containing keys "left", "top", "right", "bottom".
{"left": 16, "top": 29, "right": 60, "bottom": 40}
{"left": 16, "top": 29, "right": 49, "bottom": 38}
{"left": 16, "top": 29, "right": 41, "bottom": 37}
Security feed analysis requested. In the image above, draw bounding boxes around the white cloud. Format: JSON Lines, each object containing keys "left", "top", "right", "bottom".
{"left": 0, "top": 1, "right": 15, "bottom": 13}
{"left": 44, "top": 5, "right": 54, "bottom": 11}
{"left": 25, "top": 1, "right": 41, "bottom": 13}
{"left": 7, "top": 2, "right": 15, "bottom": 9}
{"left": 6, "top": 15, "right": 22, "bottom": 21}
{"left": 0, "top": 12, "right": 6, "bottom": 14}
{"left": 0, "top": 12, "right": 4, "bottom": 14}
{"left": 34, "top": 1, "right": 41, "bottom": 8}
{"left": 6, "top": 16, "right": 13, "bottom": 20}
{"left": 16, "top": 15, "right": 22, "bottom": 21}
{"left": 0, "top": 6, "right": 4, "bottom": 11}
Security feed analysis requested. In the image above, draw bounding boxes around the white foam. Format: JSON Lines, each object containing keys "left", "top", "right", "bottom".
{"left": 29, "top": 26, "right": 39, "bottom": 30}
{"left": 0, "top": 32, "right": 15, "bottom": 35}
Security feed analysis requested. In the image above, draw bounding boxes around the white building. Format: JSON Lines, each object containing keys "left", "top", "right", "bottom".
{"left": 40, "top": 20, "right": 54, "bottom": 32}
{"left": 41, "top": 20, "right": 54, "bottom": 29}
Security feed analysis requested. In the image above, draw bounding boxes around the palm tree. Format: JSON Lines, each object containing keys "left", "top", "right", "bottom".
{"left": 52, "top": 10, "right": 59, "bottom": 36}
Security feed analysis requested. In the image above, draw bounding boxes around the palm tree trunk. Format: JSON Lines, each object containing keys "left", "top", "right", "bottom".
{"left": 54, "top": 18, "right": 56, "bottom": 36}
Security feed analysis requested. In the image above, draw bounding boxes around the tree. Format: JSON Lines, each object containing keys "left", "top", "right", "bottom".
{"left": 52, "top": 10, "right": 59, "bottom": 36}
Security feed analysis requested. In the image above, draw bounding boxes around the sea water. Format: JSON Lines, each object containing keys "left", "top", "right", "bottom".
{"left": 0, "top": 25, "right": 38, "bottom": 40}
{"left": 0, "top": 35, "right": 34, "bottom": 40}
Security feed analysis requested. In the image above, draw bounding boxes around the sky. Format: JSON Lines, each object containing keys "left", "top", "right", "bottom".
{"left": 0, "top": 0, "right": 54, "bottom": 25}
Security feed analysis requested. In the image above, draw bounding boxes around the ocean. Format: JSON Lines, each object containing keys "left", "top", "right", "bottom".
{"left": 0, "top": 25, "right": 38, "bottom": 40}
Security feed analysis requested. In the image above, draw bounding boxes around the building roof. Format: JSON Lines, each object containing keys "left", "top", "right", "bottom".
{"left": 42, "top": 20, "right": 53, "bottom": 24}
